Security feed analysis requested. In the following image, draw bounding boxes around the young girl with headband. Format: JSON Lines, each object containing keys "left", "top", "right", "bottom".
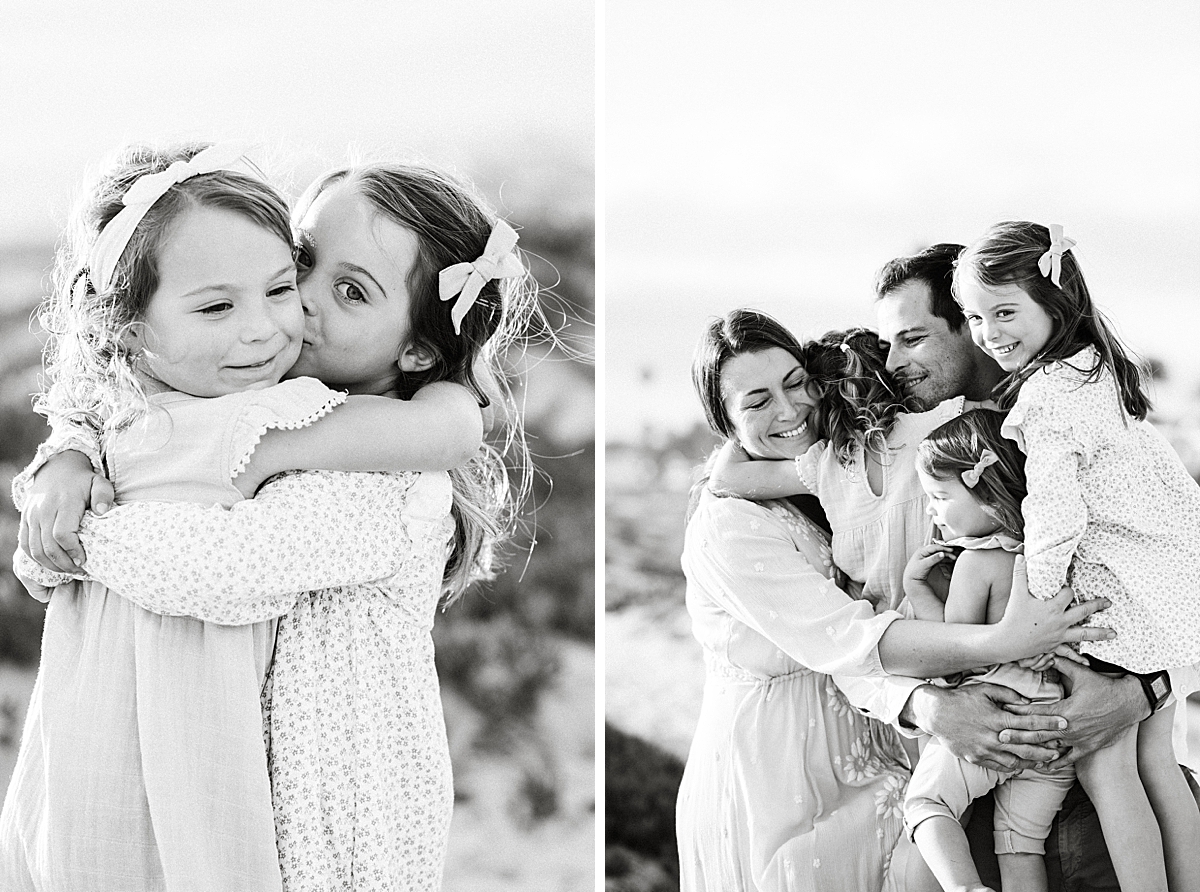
{"left": 901, "top": 409, "right": 1077, "bottom": 892}
{"left": 3, "top": 144, "right": 535, "bottom": 892}
{"left": 955, "top": 221, "right": 1200, "bottom": 892}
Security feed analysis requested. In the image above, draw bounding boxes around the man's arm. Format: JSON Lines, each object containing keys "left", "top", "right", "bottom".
{"left": 999, "top": 657, "right": 1148, "bottom": 764}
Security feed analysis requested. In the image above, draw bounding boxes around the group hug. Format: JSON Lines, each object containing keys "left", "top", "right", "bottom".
{"left": 677, "top": 224, "right": 1200, "bottom": 892}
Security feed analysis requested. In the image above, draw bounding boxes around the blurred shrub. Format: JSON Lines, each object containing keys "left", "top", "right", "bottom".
{"left": 434, "top": 615, "right": 562, "bottom": 743}
{"left": 604, "top": 723, "right": 683, "bottom": 888}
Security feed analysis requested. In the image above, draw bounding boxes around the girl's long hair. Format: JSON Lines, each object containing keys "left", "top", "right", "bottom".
{"left": 954, "top": 221, "right": 1151, "bottom": 420}
{"left": 294, "top": 162, "right": 542, "bottom": 603}
{"left": 799, "top": 327, "right": 919, "bottom": 468}
{"left": 39, "top": 142, "right": 293, "bottom": 434}
{"left": 916, "top": 409, "right": 1027, "bottom": 538}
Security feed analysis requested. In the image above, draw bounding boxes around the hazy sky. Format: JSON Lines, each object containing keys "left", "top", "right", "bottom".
{"left": 0, "top": 0, "right": 593, "bottom": 243}
{"left": 606, "top": 2, "right": 1200, "bottom": 441}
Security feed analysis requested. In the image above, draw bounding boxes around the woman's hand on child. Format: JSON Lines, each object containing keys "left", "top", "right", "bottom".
{"left": 19, "top": 450, "right": 114, "bottom": 573}
{"left": 992, "top": 555, "right": 1113, "bottom": 662}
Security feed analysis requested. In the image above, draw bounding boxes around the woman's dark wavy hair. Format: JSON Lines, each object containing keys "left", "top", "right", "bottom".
{"left": 953, "top": 221, "right": 1151, "bottom": 420}
{"left": 916, "top": 409, "right": 1027, "bottom": 538}
{"left": 799, "top": 327, "right": 919, "bottom": 468}
{"left": 689, "top": 308, "right": 825, "bottom": 526}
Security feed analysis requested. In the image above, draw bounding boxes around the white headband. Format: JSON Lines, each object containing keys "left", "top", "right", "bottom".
{"left": 88, "top": 142, "right": 260, "bottom": 293}
{"left": 437, "top": 219, "right": 524, "bottom": 334}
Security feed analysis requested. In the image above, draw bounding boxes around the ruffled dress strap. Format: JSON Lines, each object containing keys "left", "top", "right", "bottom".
{"left": 793, "top": 439, "right": 828, "bottom": 493}
{"left": 108, "top": 377, "right": 348, "bottom": 506}
{"left": 942, "top": 532, "right": 1023, "bottom": 553}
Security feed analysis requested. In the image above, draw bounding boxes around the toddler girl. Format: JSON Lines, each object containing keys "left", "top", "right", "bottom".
{"left": 4, "top": 146, "right": 531, "bottom": 891}
{"left": 954, "top": 221, "right": 1200, "bottom": 892}
{"left": 901, "top": 409, "right": 1075, "bottom": 892}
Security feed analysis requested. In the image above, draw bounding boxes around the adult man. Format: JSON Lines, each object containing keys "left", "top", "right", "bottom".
{"left": 871, "top": 243, "right": 1190, "bottom": 891}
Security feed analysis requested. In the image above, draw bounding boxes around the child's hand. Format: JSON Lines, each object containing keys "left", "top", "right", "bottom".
{"left": 19, "top": 450, "right": 114, "bottom": 573}
{"left": 1019, "top": 644, "right": 1090, "bottom": 673}
{"left": 903, "top": 544, "right": 955, "bottom": 597}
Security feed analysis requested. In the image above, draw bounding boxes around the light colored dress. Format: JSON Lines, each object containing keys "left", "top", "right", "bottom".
{"left": 9, "top": 400, "right": 457, "bottom": 890}
{"left": 1, "top": 377, "right": 346, "bottom": 892}
{"left": 1003, "top": 346, "right": 1200, "bottom": 674}
{"left": 794, "top": 397, "right": 964, "bottom": 612}
{"left": 677, "top": 491, "right": 913, "bottom": 892}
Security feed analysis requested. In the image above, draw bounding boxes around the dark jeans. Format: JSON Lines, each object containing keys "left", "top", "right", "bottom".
{"left": 965, "top": 766, "right": 1200, "bottom": 891}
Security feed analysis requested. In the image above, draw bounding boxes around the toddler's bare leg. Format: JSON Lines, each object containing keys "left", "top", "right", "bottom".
{"left": 912, "top": 816, "right": 994, "bottom": 892}
{"left": 1137, "top": 702, "right": 1200, "bottom": 892}
{"left": 997, "top": 852, "right": 1046, "bottom": 892}
{"left": 1075, "top": 725, "right": 1167, "bottom": 892}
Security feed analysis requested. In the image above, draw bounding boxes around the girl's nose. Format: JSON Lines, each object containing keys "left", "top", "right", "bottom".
{"left": 243, "top": 296, "right": 284, "bottom": 342}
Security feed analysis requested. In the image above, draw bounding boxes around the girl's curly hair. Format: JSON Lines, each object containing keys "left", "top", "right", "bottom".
{"left": 799, "top": 327, "right": 919, "bottom": 467}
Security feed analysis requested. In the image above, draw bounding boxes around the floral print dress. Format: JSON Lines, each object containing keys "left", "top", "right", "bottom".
{"left": 8, "top": 380, "right": 457, "bottom": 892}
{"left": 677, "top": 492, "right": 913, "bottom": 892}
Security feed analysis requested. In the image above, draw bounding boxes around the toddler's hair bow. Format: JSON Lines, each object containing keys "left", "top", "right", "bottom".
{"left": 438, "top": 219, "right": 524, "bottom": 335}
{"left": 90, "top": 142, "right": 259, "bottom": 293}
{"left": 961, "top": 449, "right": 999, "bottom": 488}
{"left": 1036, "top": 223, "right": 1077, "bottom": 288}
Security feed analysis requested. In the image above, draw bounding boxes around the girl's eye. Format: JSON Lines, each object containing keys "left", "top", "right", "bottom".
{"left": 295, "top": 245, "right": 313, "bottom": 269}
{"left": 268, "top": 282, "right": 297, "bottom": 300}
{"left": 198, "top": 301, "right": 233, "bottom": 316}
{"left": 965, "top": 315, "right": 981, "bottom": 326}
{"left": 335, "top": 281, "right": 367, "bottom": 304}
{"left": 996, "top": 309, "right": 1013, "bottom": 319}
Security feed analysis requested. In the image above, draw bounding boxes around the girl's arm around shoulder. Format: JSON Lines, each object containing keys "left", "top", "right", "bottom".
{"left": 238, "top": 381, "right": 483, "bottom": 495}
{"left": 707, "top": 440, "right": 812, "bottom": 500}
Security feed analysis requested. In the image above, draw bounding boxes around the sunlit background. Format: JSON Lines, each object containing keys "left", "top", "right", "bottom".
{"left": 605, "top": 4, "right": 1200, "bottom": 889}
{"left": 0, "top": 3, "right": 594, "bottom": 890}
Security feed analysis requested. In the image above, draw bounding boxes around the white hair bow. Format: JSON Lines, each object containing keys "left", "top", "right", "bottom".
{"left": 961, "top": 449, "right": 999, "bottom": 488}
{"left": 438, "top": 219, "right": 524, "bottom": 334}
{"left": 89, "top": 142, "right": 258, "bottom": 293}
{"left": 1036, "top": 223, "right": 1077, "bottom": 288}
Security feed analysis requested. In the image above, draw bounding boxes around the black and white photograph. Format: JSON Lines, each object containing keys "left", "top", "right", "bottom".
{"left": 605, "top": 4, "right": 1200, "bottom": 891}
{"left": 0, "top": 2, "right": 593, "bottom": 890}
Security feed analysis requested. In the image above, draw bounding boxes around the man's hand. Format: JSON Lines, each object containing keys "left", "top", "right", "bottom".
{"left": 904, "top": 682, "right": 1067, "bottom": 773}
{"left": 1001, "top": 657, "right": 1147, "bottom": 765}
{"left": 18, "top": 450, "right": 113, "bottom": 573}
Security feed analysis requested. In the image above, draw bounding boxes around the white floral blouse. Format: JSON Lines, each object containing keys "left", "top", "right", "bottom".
{"left": 1004, "top": 347, "right": 1200, "bottom": 674}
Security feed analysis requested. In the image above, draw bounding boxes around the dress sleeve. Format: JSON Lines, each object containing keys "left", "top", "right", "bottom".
{"left": 685, "top": 497, "right": 901, "bottom": 677}
{"left": 77, "top": 470, "right": 421, "bottom": 625}
{"left": 11, "top": 417, "right": 104, "bottom": 511}
{"left": 830, "top": 673, "right": 924, "bottom": 731}
{"left": 793, "top": 440, "right": 826, "bottom": 494}
{"left": 1002, "top": 379, "right": 1089, "bottom": 600}
{"left": 225, "top": 377, "right": 348, "bottom": 480}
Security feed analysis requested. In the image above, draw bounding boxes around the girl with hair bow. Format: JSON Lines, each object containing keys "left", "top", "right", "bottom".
{"left": 901, "top": 409, "right": 1079, "bottom": 892}
{"left": 5, "top": 145, "right": 540, "bottom": 892}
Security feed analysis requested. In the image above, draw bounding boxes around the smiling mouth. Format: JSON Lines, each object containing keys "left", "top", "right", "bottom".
{"left": 991, "top": 344, "right": 1018, "bottom": 356}
{"left": 229, "top": 355, "right": 277, "bottom": 371}
{"left": 775, "top": 420, "right": 809, "bottom": 439}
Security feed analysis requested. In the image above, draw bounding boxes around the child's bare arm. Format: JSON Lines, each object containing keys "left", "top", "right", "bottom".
{"left": 238, "top": 381, "right": 483, "bottom": 495}
{"left": 708, "top": 440, "right": 812, "bottom": 499}
{"left": 943, "top": 548, "right": 1007, "bottom": 626}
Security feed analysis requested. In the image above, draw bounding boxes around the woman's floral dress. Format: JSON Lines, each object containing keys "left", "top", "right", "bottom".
{"left": 677, "top": 491, "right": 914, "bottom": 892}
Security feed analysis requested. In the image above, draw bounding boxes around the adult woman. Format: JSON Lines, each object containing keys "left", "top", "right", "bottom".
{"left": 675, "top": 309, "right": 1109, "bottom": 892}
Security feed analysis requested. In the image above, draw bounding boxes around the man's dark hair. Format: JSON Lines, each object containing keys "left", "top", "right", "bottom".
{"left": 874, "top": 243, "right": 967, "bottom": 331}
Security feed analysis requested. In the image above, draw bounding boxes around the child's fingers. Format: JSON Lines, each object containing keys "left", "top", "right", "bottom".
{"left": 1050, "top": 644, "right": 1089, "bottom": 667}
{"left": 90, "top": 475, "right": 115, "bottom": 515}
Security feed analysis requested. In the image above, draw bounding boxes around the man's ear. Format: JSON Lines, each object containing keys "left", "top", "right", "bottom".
{"left": 397, "top": 342, "right": 436, "bottom": 374}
